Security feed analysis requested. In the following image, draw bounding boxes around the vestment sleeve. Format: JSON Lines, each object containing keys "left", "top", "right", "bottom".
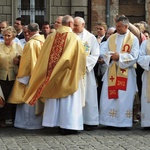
{"left": 137, "top": 40, "right": 150, "bottom": 71}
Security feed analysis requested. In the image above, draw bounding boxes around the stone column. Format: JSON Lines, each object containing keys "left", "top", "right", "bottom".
{"left": 146, "top": 0, "right": 150, "bottom": 30}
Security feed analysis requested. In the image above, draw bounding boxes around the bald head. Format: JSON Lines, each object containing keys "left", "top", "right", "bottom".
{"left": 74, "top": 17, "right": 85, "bottom": 24}
{"left": 106, "top": 27, "right": 116, "bottom": 39}
{"left": 0, "top": 21, "right": 9, "bottom": 33}
{"left": 54, "top": 16, "right": 63, "bottom": 30}
{"left": 60, "top": 15, "right": 74, "bottom": 29}
{"left": 62, "top": 15, "right": 73, "bottom": 25}
{"left": 73, "top": 17, "right": 85, "bottom": 34}
{"left": 27, "top": 23, "right": 39, "bottom": 38}
{"left": 28, "top": 23, "right": 39, "bottom": 32}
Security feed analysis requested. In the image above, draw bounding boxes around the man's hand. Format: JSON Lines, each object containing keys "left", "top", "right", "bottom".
{"left": 111, "top": 52, "right": 119, "bottom": 62}
{"left": 98, "top": 57, "right": 105, "bottom": 64}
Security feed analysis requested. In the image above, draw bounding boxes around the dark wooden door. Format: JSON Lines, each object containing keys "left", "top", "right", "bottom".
{"left": 119, "top": 0, "right": 145, "bottom": 23}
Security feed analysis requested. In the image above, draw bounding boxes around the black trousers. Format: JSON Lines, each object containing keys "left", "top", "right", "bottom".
{"left": 136, "top": 64, "right": 144, "bottom": 99}
{"left": 0, "top": 79, "right": 16, "bottom": 121}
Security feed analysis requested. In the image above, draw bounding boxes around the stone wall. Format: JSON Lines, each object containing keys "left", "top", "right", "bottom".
{"left": 50, "top": 0, "right": 88, "bottom": 26}
{"left": 91, "top": 0, "right": 150, "bottom": 34}
{"left": 146, "top": 0, "right": 150, "bottom": 31}
{"left": 0, "top": 0, "right": 150, "bottom": 33}
{"left": 50, "top": 0, "right": 71, "bottom": 24}
{"left": 91, "top": 0, "right": 119, "bottom": 34}
{"left": 0, "top": 0, "right": 12, "bottom": 24}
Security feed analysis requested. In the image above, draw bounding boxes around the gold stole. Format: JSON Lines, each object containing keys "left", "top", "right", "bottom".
{"left": 28, "top": 32, "right": 68, "bottom": 105}
{"left": 108, "top": 32, "right": 134, "bottom": 99}
{"left": 146, "top": 39, "right": 150, "bottom": 102}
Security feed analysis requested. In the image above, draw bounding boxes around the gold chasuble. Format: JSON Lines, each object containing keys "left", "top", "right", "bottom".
{"left": 23, "top": 26, "right": 86, "bottom": 105}
{"left": 108, "top": 32, "right": 134, "bottom": 99}
{"left": 146, "top": 39, "right": 150, "bottom": 102}
{"left": 8, "top": 34, "right": 45, "bottom": 104}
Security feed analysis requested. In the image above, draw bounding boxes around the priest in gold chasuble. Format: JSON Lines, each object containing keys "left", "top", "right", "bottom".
{"left": 8, "top": 23, "right": 45, "bottom": 129}
{"left": 22, "top": 15, "right": 86, "bottom": 134}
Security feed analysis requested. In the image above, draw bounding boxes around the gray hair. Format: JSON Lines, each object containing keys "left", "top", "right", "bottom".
{"left": 116, "top": 16, "right": 129, "bottom": 26}
{"left": 62, "top": 15, "right": 74, "bottom": 26}
{"left": 23, "top": 25, "right": 28, "bottom": 30}
{"left": 28, "top": 23, "right": 39, "bottom": 32}
{"left": 74, "top": 17, "right": 85, "bottom": 24}
{"left": 108, "top": 27, "right": 116, "bottom": 31}
{"left": 2, "top": 26, "right": 17, "bottom": 37}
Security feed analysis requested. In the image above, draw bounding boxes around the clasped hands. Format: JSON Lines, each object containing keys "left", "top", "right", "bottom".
{"left": 110, "top": 52, "right": 119, "bottom": 62}
{"left": 98, "top": 57, "right": 105, "bottom": 64}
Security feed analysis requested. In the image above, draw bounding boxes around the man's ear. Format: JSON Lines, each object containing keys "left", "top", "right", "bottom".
{"left": 125, "top": 25, "right": 129, "bottom": 29}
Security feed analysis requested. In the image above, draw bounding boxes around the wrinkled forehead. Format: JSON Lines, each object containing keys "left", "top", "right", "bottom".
{"left": 116, "top": 21, "right": 125, "bottom": 27}
{"left": 0, "top": 22, "right": 7, "bottom": 28}
{"left": 74, "top": 20, "right": 82, "bottom": 26}
{"left": 55, "top": 17, "right": 62, "bottom": 23}
{"left": 3, "top": 30, "right": 13, "bottom": 35}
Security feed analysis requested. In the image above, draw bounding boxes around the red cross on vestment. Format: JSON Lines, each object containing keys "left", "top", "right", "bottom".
{"left": 120, "top": 69, "right": 126, "bottom": 73}
{"left": 110, "top": 76, "right": 115, "bottom": 82}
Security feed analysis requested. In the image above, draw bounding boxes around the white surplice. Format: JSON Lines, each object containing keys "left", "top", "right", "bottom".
{"left": 14, "top": 41, "right": 37, "bottom": 129}
{"left": 14, "top": 77, "right": 43, "bottom": 129}
{"left": 137, "top": 40, "right": 150, "bottom": 127}
{"left": 78, "top": 29, "right": 100, "bottom": 125}
{"left": 99, "top": 31, "right": 139, "bottom": 127}
{"left": 15, "top": 104, "right": 43, "bottom": 129}
{"left": 14, "top": 34, "right": 45, "bottom": 129}
{"left": 42, "top": 80, "right": 83, "bottom": 130}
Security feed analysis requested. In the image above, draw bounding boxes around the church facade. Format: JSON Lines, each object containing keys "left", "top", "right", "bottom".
{"left": 0, "top": 0, "right": 149, "bottom": 32}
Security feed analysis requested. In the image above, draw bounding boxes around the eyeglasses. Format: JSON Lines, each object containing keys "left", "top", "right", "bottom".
{"left": 14, "top": 22, "right": 21, "bottom": 25}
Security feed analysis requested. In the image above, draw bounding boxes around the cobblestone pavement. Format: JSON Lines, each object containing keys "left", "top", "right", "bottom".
{"left": 0, "top": 123, "right": 150, "bottom": 150}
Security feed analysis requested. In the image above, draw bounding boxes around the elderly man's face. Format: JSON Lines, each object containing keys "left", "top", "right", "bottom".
{"left": 54, "top": 17, "right": 62, "bottom": 30}
{"left": 0, "top": 22, "right": 7, "bottom": 33}
{"left": 73, "top": 19, "right": 84, "bottom": 34}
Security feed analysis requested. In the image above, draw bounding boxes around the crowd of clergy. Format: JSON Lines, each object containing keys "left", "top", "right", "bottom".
{"left": 0, "top": 14, "right": 150, "bottom": 135}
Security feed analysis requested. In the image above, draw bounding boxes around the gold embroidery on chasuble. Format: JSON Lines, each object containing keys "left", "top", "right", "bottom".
{"left": 109, "top": 109, "right": 117, "bottom": 118}
{"left": 28, "top": 32, "right": 68, "bottom": 105}
{"left": 125, "top": 109, "right": 132, "bottom": 118}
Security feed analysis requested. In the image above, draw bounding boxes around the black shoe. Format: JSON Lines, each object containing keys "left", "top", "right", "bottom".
{"left": 143, "top": 127, "right": 150, "bottom": 130}
{"left": 59, "top": 128, "right": 78, "bottom": 135}
{"left": 84, "top": 124, "right": 98, "bottom": 131}
{"left": 106, "top": 126, "right": 130, "bottom": 130}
